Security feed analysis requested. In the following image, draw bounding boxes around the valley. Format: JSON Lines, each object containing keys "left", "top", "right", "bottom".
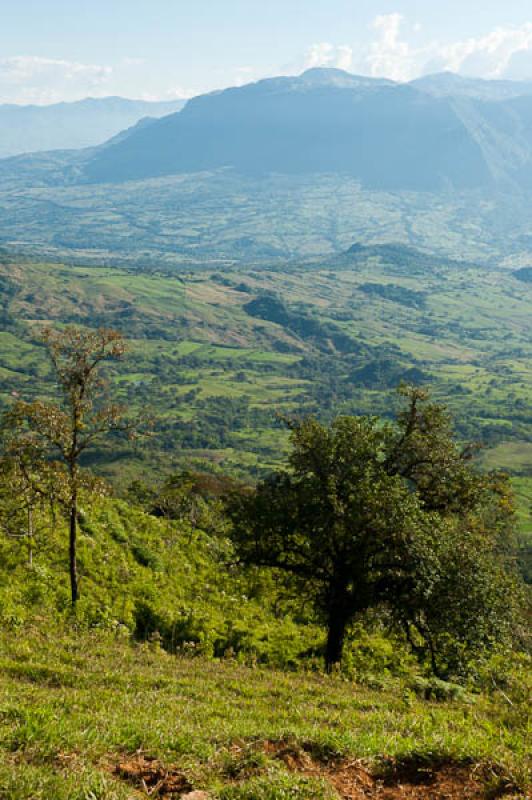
{"left": 0, "top": 248, "right": 530, "bottom": 496}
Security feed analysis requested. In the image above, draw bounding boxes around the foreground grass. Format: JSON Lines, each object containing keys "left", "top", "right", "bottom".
{"left": 0, "top": 627, "right": 529, "bottom": 799}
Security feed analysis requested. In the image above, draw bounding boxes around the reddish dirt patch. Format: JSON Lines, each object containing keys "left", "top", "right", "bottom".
{"left": 261, "top": 741, "right": 514, "bottom": 799}
{"left": 113, "top": 753, "right": 192, "bottom": 797}
{"left": 327, "top": 760, "right": 485, "bottom": 799}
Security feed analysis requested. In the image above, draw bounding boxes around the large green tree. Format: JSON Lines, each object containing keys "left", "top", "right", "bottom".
{"left": 227, "top": 388, "right": 523, "bottom": 675}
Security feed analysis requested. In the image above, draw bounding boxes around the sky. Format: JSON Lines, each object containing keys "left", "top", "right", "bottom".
{"left": 1, "top": 0, "right": 532, "bottom": 104}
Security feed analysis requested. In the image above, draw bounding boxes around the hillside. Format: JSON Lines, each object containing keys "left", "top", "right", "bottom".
{"left": 0, "top": 96, "right": 186, "bottom": 158}
{"left": 0, "top": 249, "right": 530, "bottom": 549}
{"left": 3, "top": 8, "right": 531, "bottom": 799}
{"left": 0, "top": 486, "right": 530, "bottom": 798}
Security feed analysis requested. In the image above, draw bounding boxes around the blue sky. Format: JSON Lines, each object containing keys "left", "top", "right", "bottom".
{"left": 1, "top": 0, "right": 532, "bottom": 103}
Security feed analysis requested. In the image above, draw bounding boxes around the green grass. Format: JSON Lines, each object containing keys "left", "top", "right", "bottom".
{"left": 512, "top": 477, "right": 532, "bottom": 538}
{"left": 0, "top": 626, "right": 529, "bottom": 799}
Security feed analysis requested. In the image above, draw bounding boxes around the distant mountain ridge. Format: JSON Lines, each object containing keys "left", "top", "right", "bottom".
{"left": 0, "top": 96, "right": 187, "bottom": 158}
{"left": 410, "top": 71, "right": 532, "bottom": 101}
{"left": 81, "top": 70, "right": 483, "bottom": 188}
{"left": 0, "top": 69, "right": 532, "bottom": 267}
{"left": 80, "top": 69, "right": 532, "bottom": 191}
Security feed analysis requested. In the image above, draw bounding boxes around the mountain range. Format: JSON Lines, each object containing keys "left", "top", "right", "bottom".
{"left": 0, "top": 96, "right": 186, "bottom": 158}
{"left": 64, "top": 68, "right": 532, "bottom": 192}
{"left": 2, "top": 69, "right": 532, "bottom": 191}
{"left": 0, "top": 69, "right": 531, "bottom": 266}
{"left": 82, "top": 70, "right": 482, "bottom": 188}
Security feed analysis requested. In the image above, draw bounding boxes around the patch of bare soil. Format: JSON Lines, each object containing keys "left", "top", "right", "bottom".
{"left": 328, "top": 760, "right": 484, "bottom": 799}
{"left": 113, "top": 753, "right": 192, "bottom": 797}
{"left": 263, "top": 741, "right": 519, "bottom": 799}
{"left": 109, "top": 743, "right": 523, "bottom": 799}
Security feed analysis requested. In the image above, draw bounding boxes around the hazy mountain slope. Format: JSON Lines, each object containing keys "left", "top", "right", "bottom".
{"left": 84, "top": 71, "right": 492, "bottom": 190}
{"left": 411, "top": 72, "right": 532, "bottom": 101}
{"left": 0, "top": 96, "right": 186, "bottom": 157}
{"left": 1, "top": 70, "right": 532, "bottom": 266}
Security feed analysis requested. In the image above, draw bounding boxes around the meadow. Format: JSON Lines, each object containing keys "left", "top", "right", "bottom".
{"left": 0, "top": 624, "right": 530, "bottom": 799}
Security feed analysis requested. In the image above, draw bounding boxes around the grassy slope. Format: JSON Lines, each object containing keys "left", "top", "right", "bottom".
{"left": 0, "top": 627, "right": 529, "bottom": 799}
{"left": 0, "top": 493, "right": 322, "bottom": 668}
{"left": 1, "top": 492, "right": 527, "bottom": 799}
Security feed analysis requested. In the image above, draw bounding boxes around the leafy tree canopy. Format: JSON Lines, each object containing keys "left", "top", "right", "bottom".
{"left": 227, "top": 387, "right": 524, "bottom": 676}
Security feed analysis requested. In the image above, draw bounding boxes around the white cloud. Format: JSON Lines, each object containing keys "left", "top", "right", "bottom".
{"left": 361, "top": 15, "right": 532, "bottom": 82}
{"left": 303, "top": 43, "right": 353, "bottom": 71}
{"left": 0, "top": 55, "right": 112, "bottom": 104}
{"left": 4, "top": 17, "right": 532, "bottom": 107}
{"left": 435, "top": 23, "right": 532, "bottom": 78}
{"left": 0, "top": 54, "right": 201, "bottom": 104}
{"left": 367, "top": 13, "right": 415, "bottom": 81}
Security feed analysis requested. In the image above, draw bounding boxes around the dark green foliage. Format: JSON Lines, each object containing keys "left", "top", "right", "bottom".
{"left": 244, "top": 293, "right": 358, "bottom": 353}
{"left": 358, "top": 282, "right": 426, "bottom": 308}
{"left": 349, "top": 359, "right": 429, "bottom": 389}
{"left": 228, "top": 389, "right": 524, "bottom": 676}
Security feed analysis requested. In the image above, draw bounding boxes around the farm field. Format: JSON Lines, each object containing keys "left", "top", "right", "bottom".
{"left": 0, "top": 247, "right": 530, "bottom": 539}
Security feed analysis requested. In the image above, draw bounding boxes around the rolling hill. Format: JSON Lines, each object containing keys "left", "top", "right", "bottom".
{"left": 0, "top": 246, "right": 530, "bottom": 484}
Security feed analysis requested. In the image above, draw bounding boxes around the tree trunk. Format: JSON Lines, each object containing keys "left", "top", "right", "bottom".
{"left": 27, "top": 506, "right": 33, "bottom": 568}
{"left": 325, "top": 589, "right": 350, "bottom": 672}
{"left": 69, "top": 485, "right": 78, "bottom": 605}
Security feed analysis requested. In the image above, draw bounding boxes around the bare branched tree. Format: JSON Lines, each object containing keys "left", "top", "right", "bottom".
{"left": 4, "top": 326, "right": 132, "bottom": 604}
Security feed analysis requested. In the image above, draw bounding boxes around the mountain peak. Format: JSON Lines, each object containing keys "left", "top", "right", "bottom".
{"left": 299, "top": 67, "right": 395, "bottom": 89}
{"left": 300, "top": 67, "right": 354, "bottom": 80}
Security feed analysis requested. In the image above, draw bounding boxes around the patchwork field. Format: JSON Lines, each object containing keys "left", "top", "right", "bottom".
{"left": 0, "top": 246, "right": 530, "bottom": 552}
{"left": 1, "top": 166, "right": 531, "bottom": 268}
